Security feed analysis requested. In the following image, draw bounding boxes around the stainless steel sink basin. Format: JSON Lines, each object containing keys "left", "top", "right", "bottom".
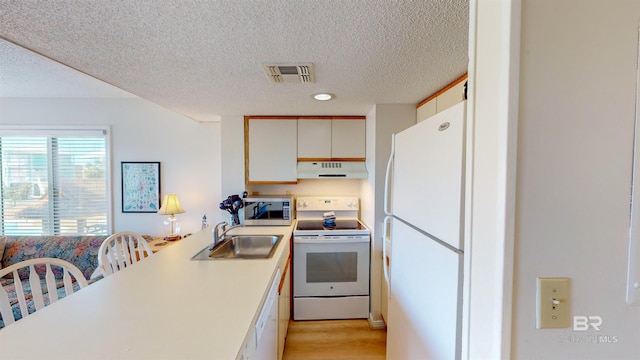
{"left": 191, "top": 235, "right": 283, "bottom": 260}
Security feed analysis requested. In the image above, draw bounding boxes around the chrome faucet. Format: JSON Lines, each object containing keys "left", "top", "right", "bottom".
{"left": 210, "top": 221, "right": 242, "bottom": 250}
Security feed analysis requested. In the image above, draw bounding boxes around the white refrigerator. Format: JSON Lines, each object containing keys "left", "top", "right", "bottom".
{"left": 383, "top": 101, "right": 466, "bottom": 360}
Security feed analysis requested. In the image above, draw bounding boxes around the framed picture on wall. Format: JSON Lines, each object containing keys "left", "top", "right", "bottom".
{"left": 121, "top": 161, "right": 161, "bottom": 213}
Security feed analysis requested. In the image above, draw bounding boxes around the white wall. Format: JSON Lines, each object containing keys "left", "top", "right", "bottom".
{"left": 511, "top": 1, "right": 640, "bottom": 358}
{"left": 250, "top": 180, "right": 363, "bottom": 198}
{"left": 0, "top": 98, "right": 222, "bottom": 237}
{"left": 464, "top": 0, "right": 518, "bottom": 358}
{"left": 469, "top": 1, "right": 640, "bottom": 358}
{"left": 361, "top": 104, "right": 416, "bottom": 326}
{"left": 220, "top": 115, "right": 246, "bottom": 199}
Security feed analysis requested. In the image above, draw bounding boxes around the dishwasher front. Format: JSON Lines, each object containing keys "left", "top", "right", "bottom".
{"left": 254, "top": 269, "right": 280, "bottom": 360}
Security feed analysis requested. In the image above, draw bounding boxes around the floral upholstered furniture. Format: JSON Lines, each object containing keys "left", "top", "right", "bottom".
{"left": 0, "top": 235, "right": 106, "bottom": 329}
{"left": 0, "top": 258, "right": 88, "bottom": 328}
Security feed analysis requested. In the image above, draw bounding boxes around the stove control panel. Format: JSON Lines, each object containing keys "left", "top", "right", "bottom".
{"left": 296, "top": 196, "right": 359, "bottom": 211}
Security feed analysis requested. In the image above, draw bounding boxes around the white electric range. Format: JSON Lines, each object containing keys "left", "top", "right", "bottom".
{"left": 292, "top": 196, "right": 371, "bottom": 320}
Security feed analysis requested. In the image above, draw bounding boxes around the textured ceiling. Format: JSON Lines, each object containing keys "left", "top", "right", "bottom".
{"left": 0, "top": 0, "right": 469, "bottom": 122}
{"left": 0, "top": 40, "right": 138, "bottom": 99}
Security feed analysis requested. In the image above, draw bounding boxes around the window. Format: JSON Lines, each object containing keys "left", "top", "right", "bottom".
{"left": 0, "top": 127, "right": 111, "bottom": 236}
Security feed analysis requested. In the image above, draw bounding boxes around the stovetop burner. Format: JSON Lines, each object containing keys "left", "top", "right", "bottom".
{"left": 294, "top": 196, "right": 370, "bottom": 236}
{"left": 295, "top": 219, "right": 365, "bottom": 231}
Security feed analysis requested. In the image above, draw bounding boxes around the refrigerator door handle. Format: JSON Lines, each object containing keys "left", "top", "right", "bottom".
{"left": 384, "top": 134, "right": 395, "bottom": 216}
{"left": 383, "top": 215, "right": 392, "bottom": 298}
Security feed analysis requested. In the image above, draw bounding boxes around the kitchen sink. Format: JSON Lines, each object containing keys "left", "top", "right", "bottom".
{"left": 191, "top": 235, "right": 283, "bottom": 260}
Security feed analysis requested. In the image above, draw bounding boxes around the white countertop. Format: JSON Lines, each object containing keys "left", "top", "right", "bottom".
{"left": 0, "top": 225, "right": 293, "bottom": 360}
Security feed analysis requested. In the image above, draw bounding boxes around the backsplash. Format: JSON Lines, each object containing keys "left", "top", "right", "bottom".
{"left": 248, "top": 178, "right": 363, "bottom": 197}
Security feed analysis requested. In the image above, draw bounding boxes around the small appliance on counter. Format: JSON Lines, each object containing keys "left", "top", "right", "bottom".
{"left": 242, "top": 195, "right": 293, "bottom": 226}
{"left": 219, "top": 193, "right": 245, "bottom": 225}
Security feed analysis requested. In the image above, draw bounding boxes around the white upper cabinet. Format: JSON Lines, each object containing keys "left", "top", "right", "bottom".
{"left": 331, "top": 119, "right": 366, "bottom": 159}
{"left": 297, "top": 119, "right": 331, "bottom": 159}
{"left": 417, "top": 100, "right": 437, "bottom": 123}
{"left": 297, "top": 118, "right": 366, "bottom": 160}
{"left": 247, "top": 118, "right": 297, "bottom": 183}
{"left": 436, "top": 80, "right": 465, "bottom": 113}
{"left": 417, "top": 76, "right": 466, "bottom": 123}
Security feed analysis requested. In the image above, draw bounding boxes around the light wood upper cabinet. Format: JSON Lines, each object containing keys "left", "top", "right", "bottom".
{"left": 246, "top": 118, "right": 297, "bottom": 183}
{"left": 297, "top": 117, "right": 366, "bottom": 160}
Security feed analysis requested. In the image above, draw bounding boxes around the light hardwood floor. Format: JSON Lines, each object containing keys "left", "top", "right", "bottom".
{"left": 282, "top": 320, "right": 386, "bottom": 360}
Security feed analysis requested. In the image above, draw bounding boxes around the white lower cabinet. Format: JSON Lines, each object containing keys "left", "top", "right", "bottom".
{"left": 237, "top": 322, "right": 257, "bottom": 360}
{"left": 238, "top": 270, "right": 280, "bottom": 360}
{"left": 237, "top": 237, "right": 291, "bottom": 360}
{"left": 277, "top": 259, "right": 291, "bottom": 360}
{"left": 254, "top": 270, "right": 280, "bottom": 360}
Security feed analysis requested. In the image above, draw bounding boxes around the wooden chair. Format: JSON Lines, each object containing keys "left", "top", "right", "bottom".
{"left": 98, "top": 232, "right": 153, "bottom": 276}
{"left": 0, "top": 258, "right": 88, "bottom": 327}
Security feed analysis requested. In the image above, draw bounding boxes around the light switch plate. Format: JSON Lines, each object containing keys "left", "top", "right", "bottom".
{"left": 536, "top": 277, "right": 570, "bottom": 329}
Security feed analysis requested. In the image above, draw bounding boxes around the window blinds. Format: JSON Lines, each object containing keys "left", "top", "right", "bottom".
{"left": 0, "top": 127, "right": 110, "bottom": 236}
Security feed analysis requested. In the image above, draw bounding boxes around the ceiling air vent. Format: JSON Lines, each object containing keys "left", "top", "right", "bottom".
{"left": 262, "top": 63, "right": 314, "bottom": 83}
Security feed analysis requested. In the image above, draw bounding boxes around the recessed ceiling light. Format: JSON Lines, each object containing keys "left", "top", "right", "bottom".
{"left": 313, "top": 93, "right": 335, "bottom": 101}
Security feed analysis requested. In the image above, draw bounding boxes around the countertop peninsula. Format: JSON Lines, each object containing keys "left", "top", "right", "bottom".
{"left": 0, "top": 225, "right": 293, "bottom": 359}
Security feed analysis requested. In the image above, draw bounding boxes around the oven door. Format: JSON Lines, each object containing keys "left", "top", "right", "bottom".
{"left": 293, "top": 236, "right": 370, "bottom": 297}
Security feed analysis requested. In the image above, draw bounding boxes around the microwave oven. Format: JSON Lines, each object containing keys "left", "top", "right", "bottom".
{"left": 242, "top": 195, "right": 293, "bottom": 226}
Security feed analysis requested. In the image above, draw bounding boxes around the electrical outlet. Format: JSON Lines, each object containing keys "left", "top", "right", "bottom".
{"left": 536, "top": 277, "right": 570, "bottom": 329}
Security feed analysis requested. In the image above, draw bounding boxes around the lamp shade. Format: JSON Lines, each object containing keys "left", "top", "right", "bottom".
{"left": 157, "top": 194, "right": 185, "bottom": 215}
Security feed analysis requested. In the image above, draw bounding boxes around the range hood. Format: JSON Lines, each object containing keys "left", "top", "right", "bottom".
{"left": 297, "top": 161, "right": 368, "bottom": 179}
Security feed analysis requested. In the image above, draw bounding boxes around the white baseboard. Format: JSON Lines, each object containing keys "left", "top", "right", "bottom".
{"left": 368, "top": 313, "right": 387, "bottom": 330}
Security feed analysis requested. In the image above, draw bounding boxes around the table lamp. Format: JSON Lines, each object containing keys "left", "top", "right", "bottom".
{"left": 157, "top": 193, "right": 185, "bottom": 240}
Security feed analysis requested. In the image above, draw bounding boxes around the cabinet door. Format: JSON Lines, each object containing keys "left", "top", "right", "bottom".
{"left": 277, "top": 258, "right": 291, "bottom": 360}
{"left": 436, "top": 81, "right": 465, "bottom": 113}
{"left": 297, "top": 119, "right": 331, "bottom": 159}
{"left": 247, "top": 119, "right": 297, "bottom": 183}
{"left": 331, "top": 119, "right": 366, "bottom": 159}
{"left": 417, "top": 98, "right": 437, "bottom": 123}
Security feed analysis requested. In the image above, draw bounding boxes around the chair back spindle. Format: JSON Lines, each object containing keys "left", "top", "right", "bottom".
{"left": 98, "top": 232, "right": 152, "bottom": 276}
{"left": 0, "top": 258, "right": 88, "bottom": 327}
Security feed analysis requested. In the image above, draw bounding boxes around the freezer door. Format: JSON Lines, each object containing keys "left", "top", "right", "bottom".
{"left": 387, "top": 218, "right": 462, "bottom": 360}
{"left": 392, "top": 101, "right": 465, "bottom": 250}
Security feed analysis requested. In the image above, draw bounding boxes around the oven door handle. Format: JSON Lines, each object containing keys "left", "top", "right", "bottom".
{"left": 293, "top": 237, "right": 370, "bottom": 244}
